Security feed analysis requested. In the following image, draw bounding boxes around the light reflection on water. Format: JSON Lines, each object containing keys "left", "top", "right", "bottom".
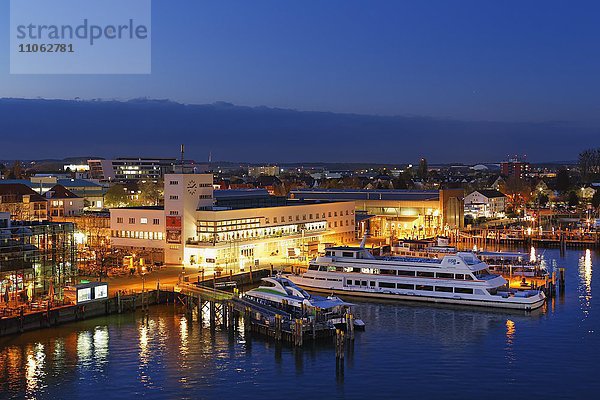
{"left": 506, "top": 320, "right": 516, "bottom": 343}
{"left": 0, "top": 248, "right": 598, "bottom": 399}
{"left": 76, "top": 331, "right": 92, "bottom": 367}
{"left": 504, "top": 319, "right": 516, "bottom": 364}
{"left": 25, "top": 343, "right": 46, "bottom": 398}
{"left": 578, "top": 249, "right": 593, "bottom": 319}
{"left": 93, "top": 327, "right": 109, "bottom": 365}
{"left": 178, "top": 315, "right": 190, "bottom": 386}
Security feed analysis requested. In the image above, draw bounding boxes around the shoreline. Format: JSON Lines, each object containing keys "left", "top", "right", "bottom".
{"left": 0, "top": 269, "right": 269, "bottom": 338}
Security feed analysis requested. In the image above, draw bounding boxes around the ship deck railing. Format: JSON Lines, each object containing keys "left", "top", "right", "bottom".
{"left": 377, "top": 256, "right": 443, "bottom": 264}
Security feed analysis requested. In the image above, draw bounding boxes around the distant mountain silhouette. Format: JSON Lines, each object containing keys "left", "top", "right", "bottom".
{"left": 0, "top": 98, "right": 595, "bottom": 163}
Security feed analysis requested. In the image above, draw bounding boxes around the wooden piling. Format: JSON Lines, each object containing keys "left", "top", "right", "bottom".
{"left": 244, "top": 306, "right": 251, "bottom": 333}
{"left": 227, "top": 302, "right": 235, "bottom": 330}
{"left": 274, "top": 314, "right": 282, "bottom": 341}
{"left": 346, "top": 313, "right": 355, "bottom": 341}
{"left": 293, "top": 319, "right": 303, "bottom": 346}
{"left": 209, "top": 301, "right": 216, "bottom": 329}
{"left": 335, "top": 329, "right": 345, "bottom": 363}
{"left": 221, "top": 301, "right": 227, "bottom": 329}
{"left": 197, "top": 294, "right": 201, "bottom": 322}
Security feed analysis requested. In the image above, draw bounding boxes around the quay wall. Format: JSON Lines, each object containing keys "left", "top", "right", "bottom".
{"left": 0, "top": 290, "right": 171, "bottom": 337}
{"left": 0, "top": 269, "right": 271, "bottom": 338}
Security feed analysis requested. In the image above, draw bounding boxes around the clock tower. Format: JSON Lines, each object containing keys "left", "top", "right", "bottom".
{"left": 163, "top": 173, "right": 214, "bottom": 264}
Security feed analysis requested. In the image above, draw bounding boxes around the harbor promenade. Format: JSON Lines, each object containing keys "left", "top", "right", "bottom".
{"left": 0, "top": 267, "right": 271, "bottom": 337}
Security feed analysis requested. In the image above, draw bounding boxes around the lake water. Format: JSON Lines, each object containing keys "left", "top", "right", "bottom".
{"left": 1, "top": 248, "right": 598, "bottom": 400}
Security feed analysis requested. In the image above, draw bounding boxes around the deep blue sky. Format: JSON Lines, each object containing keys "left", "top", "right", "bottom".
{"left": 0, "top": 1, "right": 599, "bottom": 162}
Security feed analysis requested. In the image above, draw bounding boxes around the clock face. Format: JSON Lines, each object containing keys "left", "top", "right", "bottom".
{"left": 187, "top": 180, "right": 197, "bottom": 195}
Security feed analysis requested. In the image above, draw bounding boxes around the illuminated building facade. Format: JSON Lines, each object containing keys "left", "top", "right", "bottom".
{"left": 500, "top": 158, "right": 530, "bottom": 179}
{"left": 290, "top": 188, "right": 464, "bottom": 239}
{"left": 464, "top": 190, "right": 507, "bottom": 218}
{"left": 0, "top": 183, "right": 48, "bottom": 221}
{"left": 248, "top": 165, "right": 280, "bottom": 177}
{"left": 110, "top": 206, "right": 166, "bottom": 264}
{"left": 109, "top": 174, "right": 356, "bottom": 271}
{"left": 46, "top": 185, "right": 85, "bottom": 218}
{"left": 88, "top": 158, "right": 208, "bottom": 182}
{"left": 0, "top": 213, "right": 77, "bottom": 303}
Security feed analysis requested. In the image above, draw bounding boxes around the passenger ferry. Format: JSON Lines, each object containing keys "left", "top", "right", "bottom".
{"left": 244, "top": 276, "right": 365, "bottom": 328}
{"left": 286, "top": 245, "right": 546, "bottom": 311}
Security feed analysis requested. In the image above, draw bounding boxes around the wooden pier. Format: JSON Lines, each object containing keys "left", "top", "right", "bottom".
{"left": 449, "top": 228, "right": 600, "bottom": 250}
{"left": 175, "top": 282, "right": 355, "bottom": 347}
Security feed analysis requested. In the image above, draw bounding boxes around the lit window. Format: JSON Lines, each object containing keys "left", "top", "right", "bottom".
{"left": 140, "top": 218, "right": 148, "bottom": 224}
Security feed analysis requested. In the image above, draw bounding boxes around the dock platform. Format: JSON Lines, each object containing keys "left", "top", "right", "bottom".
{"left": 175, "top": 282, "right": 354, "bottom": 346}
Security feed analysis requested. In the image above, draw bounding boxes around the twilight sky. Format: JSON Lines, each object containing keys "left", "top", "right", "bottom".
{"left": 0, "top": 0, "right": 599, "bottom": 162}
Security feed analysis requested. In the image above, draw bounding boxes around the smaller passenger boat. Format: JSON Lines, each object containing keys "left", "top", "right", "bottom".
{"left": 244, "top": 275, "right": 365, "bottom": 329}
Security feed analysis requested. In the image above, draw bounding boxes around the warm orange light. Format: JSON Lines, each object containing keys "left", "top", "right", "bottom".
{"left": 506, "top": 319, "right": 515, "bottom": 344}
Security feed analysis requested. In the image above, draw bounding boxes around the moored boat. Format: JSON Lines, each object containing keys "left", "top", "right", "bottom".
{"left": 286, "top": 244, "right": 546, "bottom": 311}
{"left": 244, "top": 276, "right": 365, "bottom": 329}
{"left": 394, "top": 237, "right": 551, "bottom": 289}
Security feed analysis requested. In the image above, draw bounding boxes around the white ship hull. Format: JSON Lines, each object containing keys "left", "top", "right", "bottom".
{"left": 288, "top": 275, "right": 546, "bottom": 311}
{"left": 292, "top": 246, "right": 547, "bottom": 311}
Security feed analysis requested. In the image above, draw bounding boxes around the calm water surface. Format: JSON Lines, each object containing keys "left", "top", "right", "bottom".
{"left": 1, "top": 248, "right": 598, "bottom": 400}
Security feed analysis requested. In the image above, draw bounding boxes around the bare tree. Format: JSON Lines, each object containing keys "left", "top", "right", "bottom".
{"left": 579, "top": 148, "right": 600, "bottom": 183}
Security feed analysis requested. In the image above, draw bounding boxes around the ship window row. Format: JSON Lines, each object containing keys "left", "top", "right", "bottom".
{"left": 347, "top": 280, "right": 474, "bottom": 294}
{"left": 309, "top": 264, "right": 474, "bottom": 280}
